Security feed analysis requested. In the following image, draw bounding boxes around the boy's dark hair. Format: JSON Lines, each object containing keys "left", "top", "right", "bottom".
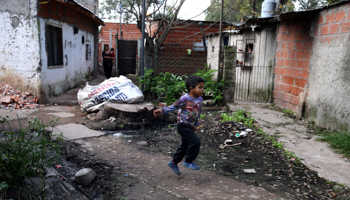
{"left": 186, "top": 75, "right": 204, "bottom": 91}
{"left": 111, "top": 48, "right": 114, "bottom": 51}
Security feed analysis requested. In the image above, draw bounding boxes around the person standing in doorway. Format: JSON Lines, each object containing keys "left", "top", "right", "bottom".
{"left": 102, "top": 44, "right": 113, "bottom": 79}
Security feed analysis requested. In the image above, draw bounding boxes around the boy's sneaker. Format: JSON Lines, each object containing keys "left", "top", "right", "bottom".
{"left": 183, "top": 161, "right": 200, "bottom": 170}
{"left": 168, "top": 161, "right": 181, "bottom": 175}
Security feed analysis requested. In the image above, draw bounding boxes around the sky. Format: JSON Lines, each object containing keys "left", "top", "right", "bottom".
{"left": 99, "top": 0, "right": 211, "bottom": 22}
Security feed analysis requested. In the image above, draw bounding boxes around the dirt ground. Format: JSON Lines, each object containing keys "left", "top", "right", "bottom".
{"left": 2, "top": 103, "right": 350, "bottom": 199}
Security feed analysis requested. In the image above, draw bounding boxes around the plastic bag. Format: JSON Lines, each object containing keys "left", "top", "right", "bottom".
{"left": 77, "top": 76, "right": 144, "bottom": 112}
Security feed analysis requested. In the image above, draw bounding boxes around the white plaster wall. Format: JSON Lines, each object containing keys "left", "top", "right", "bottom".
{"left": 206, "top": 36, "right": 220, "bottom": 81}
{"left": 39, "top": 18, "right": 95, "bottom": 98}
{"left": 0, "top": 0, "right": 40, "bottom": 95}
{"left": 308, "top": 32, "right": 350, "bottom": 131}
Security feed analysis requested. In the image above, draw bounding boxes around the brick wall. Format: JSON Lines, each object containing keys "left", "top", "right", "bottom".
{"left": 273, "top": 17, "right": 313, "bottom": 112}
{"left": 98, "top": 23, "right": 141, "bottom": 63}
{"left": 157, "top": 22, "right": 227, "bottom": 75}
{"left": 37, "top": 0, "right": 96, "bottom": 34}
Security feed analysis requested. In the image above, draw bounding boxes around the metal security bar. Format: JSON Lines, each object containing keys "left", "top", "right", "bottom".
{"left": 234, "top": 65, "right": 274, "bottom": 102}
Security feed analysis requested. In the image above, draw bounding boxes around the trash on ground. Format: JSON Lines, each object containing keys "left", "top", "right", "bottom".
{"left": 243, "top": 169, "right": 257, "bottom": 174}
{"left": 0, "top": 84, "right": 41, "bottom": 109}
{"left": 235, "top": 131, "right": 247, "bottom": 138}
{"left": 77, "top": 76, "right": 144, "bottom": 112}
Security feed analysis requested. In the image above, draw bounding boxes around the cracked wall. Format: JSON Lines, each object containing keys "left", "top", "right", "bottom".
{"left": 0, "top": 0, "right": 41, "bottom": 96}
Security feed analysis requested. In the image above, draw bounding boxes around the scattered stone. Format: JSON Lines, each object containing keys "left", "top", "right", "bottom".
{"left": 74, "top": 168, "right": 97, "bottom": 186}
{"left": 128, "top": 140, "right": 132, "bottom": 143}
{"left": 224, "top": 139, "right": 233, "bottom": 145}
{"left": 243, "top": 169, "right": 257, "bottom": 174}
{"left": 137, "top": 141, "right": 148, "bottom": 146}
{"left": 86, "top": 113, "right": 97, "bottom": 121}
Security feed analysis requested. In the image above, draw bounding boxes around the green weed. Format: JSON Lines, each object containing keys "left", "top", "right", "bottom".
{"left": 0, "top": 116, "right": 63, "bottom": 198}
{"left": 220, "top": 110, "right": 255, "bottom": 128}
{"left": 318, "top": 132, "right": 350, "bottom": 157}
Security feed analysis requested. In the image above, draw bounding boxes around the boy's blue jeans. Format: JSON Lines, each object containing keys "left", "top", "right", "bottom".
{"left": 173, "top": 123, "right": 201, "bottom": 164}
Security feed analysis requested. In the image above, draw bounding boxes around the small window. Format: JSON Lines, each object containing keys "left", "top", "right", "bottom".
{"left": 212, "top": 46, "right": 214, "bottom": 52}
{"left": 86, "top": 44, "right": 91, "bottom": 60}
{"left": 82, "top": 36, "right": 85, "bottom": 44}
{"left": 46, "top": 25, "right": 63, "bottom": 67}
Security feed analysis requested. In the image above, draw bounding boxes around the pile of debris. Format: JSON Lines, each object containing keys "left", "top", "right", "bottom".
{"left": 0, "top": 84, "right": 41, "bottom": 109}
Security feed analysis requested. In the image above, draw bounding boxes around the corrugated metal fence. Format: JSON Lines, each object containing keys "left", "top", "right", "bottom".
{"left": 234, "top": 65, "right": 274, "bottom": 102}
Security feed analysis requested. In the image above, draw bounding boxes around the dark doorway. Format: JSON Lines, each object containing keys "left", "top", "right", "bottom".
{"left": 118, "top": 40, "right": 137, "bottom": 75}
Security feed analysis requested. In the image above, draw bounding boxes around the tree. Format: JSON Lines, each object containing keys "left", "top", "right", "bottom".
{"left": 205, "top": 0, "right": 264, "bottom": 23}
{"left": 99, "top": 0, "right": 186, "bottom": 72}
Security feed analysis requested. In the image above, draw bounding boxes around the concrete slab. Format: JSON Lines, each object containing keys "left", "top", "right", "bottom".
{"left": 47, "top": 112, "right": 75, "bottom": 118}
{"left": 43, "top": 106, "right": 76, "bottom": 112}
{"left": 0, "top": 108, "right": 37, "bottom": 120}
{"left": 52, "top": 123, "right": 104, "bottom": 140}
{"left": 104, "top": 101, "right": 155, "bottom": 113}
{"left": 227, "top": 102, "right": 350, "bottom": 187}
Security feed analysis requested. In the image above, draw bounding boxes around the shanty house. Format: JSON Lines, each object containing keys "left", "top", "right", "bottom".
{"left": 0, "top": 0, "right": 104, "bottom": 102}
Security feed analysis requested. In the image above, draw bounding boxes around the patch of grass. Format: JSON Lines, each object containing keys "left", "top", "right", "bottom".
{"left": 220, "top": 110, "right": 255, "bottom": 128}
{"left": 200, "top": 114, "right": 206, "bottom": 119}
{"left": 272, "top": 140, "right": 283, "bottom": 149}
{"left": 0, "top": 116, "right": 63, "bottom": 198}
{"left": 318, "top": 132, "right": 350, "bottom": 157}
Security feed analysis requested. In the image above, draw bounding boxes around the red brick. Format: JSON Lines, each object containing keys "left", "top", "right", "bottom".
{"left": 282, "top": 58, "right": 291, "bottom": 67}
{"left": 281, "top": 42, "right": 288, "bottom": 50}
{"left": 291, "top": 95, "right": 300, "bottom": 105}
{"left": 277, "top": 34, "right": 283, "bottom": 42}
{"left": 340, "top": 22, "right": 350, "bottom": 33}
{"left": 286, "top": 102, "right": 293, "bottom": 110}
{"left": 320, "top": 25, "right": 329, "bottom": 35}
{"left": 290, "top": 86, "right": 298, "bottom": 95}
{"left": 282, "top": 76, "right": 294, "bottom": 85}
{"left": 329, "top": 23, "right": 340, "bottom": 34}
{"left": 301, "top": 69, "right": 309, "bottom": 79}
{"left": 286, "top": 67, "right": 300, "bottom": 77}
{"left": 317, "top": 15, "right": 324, "bottom": 25}
{"left": 291, "top": 59, "right": 299, "bottom": 68}
{"left": 288, "top": 41, "right": 295, "bottom": 49}
{"left": 288, "top": 50, "right": 297, "bottom": 59}
{"left": 326, "top": 13, "right": 335, "bottom": 24}
{"left": 282, "top": 34, "right": 290, "bottom": 41}
{"left": 334, "top": 11, "right": 346, "bottom": 22}
{"left": 284, "top": 93, "right": 292, "bottom": 102}
{"left": 295, "top": 78, "right": 307, "bottom": 87}
{"left": 282, "top": 50, "right": 288, "bottom": 58}
{"left": 276, "top": 58, "right": 283, "bottom": 66}
{"left": 275, "top": 66, "right": 286, "bottom": 75}
{"left": 301, "top": 60, "right": 310, "bottom": 69}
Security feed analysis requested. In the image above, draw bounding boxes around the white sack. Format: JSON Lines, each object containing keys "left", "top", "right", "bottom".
{"left": 77, "top": 76, "right": 144, "bottom": 112}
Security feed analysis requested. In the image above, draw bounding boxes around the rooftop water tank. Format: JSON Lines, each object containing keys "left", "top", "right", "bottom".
{"left": 261, "top": 0, "right": 276, "bottom": 18}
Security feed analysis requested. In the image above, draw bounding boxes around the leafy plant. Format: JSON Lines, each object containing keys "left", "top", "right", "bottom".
{"left": 193, "top": 67, "right": 225, "bottom": 103}
{"left": 0, "top": 116, "right": 63, "bottom": 197}
{"left": 200, "top": 114, "right": 206, "bottom": 119}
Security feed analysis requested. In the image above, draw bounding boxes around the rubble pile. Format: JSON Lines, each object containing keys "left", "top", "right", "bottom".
{"left": 0, "top": 84, "right": 41, "bottom": 109}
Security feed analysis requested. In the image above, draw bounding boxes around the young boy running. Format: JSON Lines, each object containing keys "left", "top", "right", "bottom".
{"left": 153, "top": 75, "right": 204, "bottom": 175}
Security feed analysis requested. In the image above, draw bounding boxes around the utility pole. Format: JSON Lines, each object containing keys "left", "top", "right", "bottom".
{"left": 140, "top": 0, "right": 146, "bottom": 91}
{"left": 218, "top": 0, "right": 224, "bottom": 81}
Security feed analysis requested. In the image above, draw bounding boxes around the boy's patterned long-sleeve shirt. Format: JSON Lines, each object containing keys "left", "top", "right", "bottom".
{"left": 162, "top": 93, "right": 202, "bottom": 127}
